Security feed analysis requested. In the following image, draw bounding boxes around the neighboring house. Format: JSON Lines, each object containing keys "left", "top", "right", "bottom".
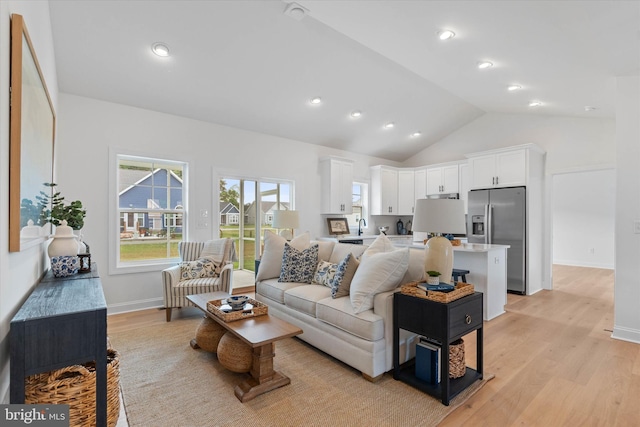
{"left": 244, "top": 201, "right": 291, "bottom": 225}
{"left": 119, "top": 169, "right": 183, "bottom": 235}
{"left": 219, "top": 202, "right": 240, "bottom": 225}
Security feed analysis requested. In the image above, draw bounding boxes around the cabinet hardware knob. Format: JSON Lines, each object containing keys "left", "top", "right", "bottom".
{"left": 465, "top": 314, "right": 472, "bottom": 324}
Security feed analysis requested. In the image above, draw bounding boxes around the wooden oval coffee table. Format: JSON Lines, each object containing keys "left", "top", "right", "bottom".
{"left": 187, "top": 292, "right": 302, "bottom": 402}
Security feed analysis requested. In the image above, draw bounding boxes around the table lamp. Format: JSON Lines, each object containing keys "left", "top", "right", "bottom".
{"left": 272, "top": 210, "right": 299, "bottom": 240}
{"left": 412, "top": 199, "right": 466, "bottom": 284}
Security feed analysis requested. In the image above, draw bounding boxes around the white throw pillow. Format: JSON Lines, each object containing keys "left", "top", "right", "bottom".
{"left": 256, "top": 231, "right": 310, "bottom": 281}
{"left": 360, "top": 233, "right": 395, "bottom": 261}
{"left": 350, "top": 247, "right": 410, "bottom": 314}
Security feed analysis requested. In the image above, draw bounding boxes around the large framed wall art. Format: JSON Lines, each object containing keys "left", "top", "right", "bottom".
{"left": 9, "top": 14, "right": 56, "bottom": 252}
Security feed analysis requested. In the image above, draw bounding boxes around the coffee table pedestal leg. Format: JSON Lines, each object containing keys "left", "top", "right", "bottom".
{"left": 234, "top": 343, "right": 291, "bottom": 402}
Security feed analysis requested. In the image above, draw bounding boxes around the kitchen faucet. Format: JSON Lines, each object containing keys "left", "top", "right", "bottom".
{"left": 358, "top": 218, "right": 367, "bottom": 236}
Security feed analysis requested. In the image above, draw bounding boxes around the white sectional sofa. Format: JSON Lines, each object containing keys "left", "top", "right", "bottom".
{"left": 255, "top": 231, "right": 425, "bottom": 381}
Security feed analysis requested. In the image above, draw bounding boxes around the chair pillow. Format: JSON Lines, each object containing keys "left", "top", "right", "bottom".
{"left": 256, "top": 231, "right": 310, "bottom": 282}
{"left": 330, "top": 253, "right": 360, "bottom": 298}
{"left": 350, "top": 248, "right": 409, "bottom": 313}
{"left": 278, "top": 243, "right": 319, "bottom": 283}
{"left": 180, "top": 257, "right": 220, "bottom": 280}
{"left": 313, "top": 260, "right": 338, "bottom": 287}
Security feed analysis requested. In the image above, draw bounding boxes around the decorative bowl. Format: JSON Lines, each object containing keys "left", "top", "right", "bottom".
{"left": 378, "top": 226, "right": 389, "bottom": 235}
{"left": 227, "top": 295, "right": 249, "bottom": 309}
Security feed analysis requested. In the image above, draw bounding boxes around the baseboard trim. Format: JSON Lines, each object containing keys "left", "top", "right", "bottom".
{"left": 553, "top": 260, "right": 614, "bottom": 270}
{"left": 107, "top": 297, "right": 163, "bottom": 315}
{"left": 232, "top": 285, "right": 256, "bottom": 295}
{"left": 611, "top": 325, "right": 640, "bottom": 344}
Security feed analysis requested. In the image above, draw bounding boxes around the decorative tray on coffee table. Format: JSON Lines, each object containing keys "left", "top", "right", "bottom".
{"left": 207, "top": 297, "right": 268, "bottom": 322}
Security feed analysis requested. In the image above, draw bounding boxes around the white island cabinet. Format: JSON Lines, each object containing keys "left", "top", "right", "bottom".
{"left": 406, "top": 243, "right": 510, "bottom": 321}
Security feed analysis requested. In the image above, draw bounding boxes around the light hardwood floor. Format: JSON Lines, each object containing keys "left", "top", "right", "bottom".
{"left": 108, "top": 265, "right": 640, "bottom": 426}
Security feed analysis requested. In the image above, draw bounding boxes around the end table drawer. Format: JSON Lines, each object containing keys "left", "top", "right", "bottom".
{"left": 450, "top": 298, "right": 482, "bottom": 338}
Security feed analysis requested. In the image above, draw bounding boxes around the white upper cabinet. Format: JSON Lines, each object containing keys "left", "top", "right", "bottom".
{"left": 467, "top": 145, "right": 543, "bottom": 189}
{"left": 320, "top": 157, "right": 354, "bottom": 214}
{"left": 397, "top": 169, "right": 415, "bottom": 215}
{"left": 414, "top": 168, "right": 427, "bottom": 200}
{"left": 426, "top": 164, "right": 459, "bottom": 195}
{"left": 370, "top": 166, "right": 398, "bottom": 215}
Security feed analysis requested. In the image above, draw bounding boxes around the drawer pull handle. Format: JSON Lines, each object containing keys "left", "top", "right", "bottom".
{"left": 465, "top": 314, "right": 472, "bottom": 324}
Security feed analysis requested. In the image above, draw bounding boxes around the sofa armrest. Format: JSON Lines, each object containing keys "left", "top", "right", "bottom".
{"left": 162, "top": 265, "right": 181, "bottom": 304}
{"left": 219, "top": 262, "right": 234, "bottom": 294}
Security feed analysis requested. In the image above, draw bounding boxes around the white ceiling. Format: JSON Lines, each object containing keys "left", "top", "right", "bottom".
{"left": 48, "top": 1, "right": 640, "bottom": 162}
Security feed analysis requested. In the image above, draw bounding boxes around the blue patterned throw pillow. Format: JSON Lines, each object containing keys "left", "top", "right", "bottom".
{"left": 313, "top": 260, "right": 338, "bottom": 286}
{"left": 180, "top": 257, "right": 220, "bottom": 280}
{"left": 278, "top": 243, "right": 319, "bottom": 283}
{"left": 330, "top": 253, "right": 360, "bottom": 298}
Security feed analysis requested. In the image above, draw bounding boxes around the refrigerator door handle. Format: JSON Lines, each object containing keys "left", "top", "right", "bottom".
{"left": 487, "top": 204, "right": 493, "bottom": 244}
{"left": 483, "top": 204, "right": 489, "bottom": 244}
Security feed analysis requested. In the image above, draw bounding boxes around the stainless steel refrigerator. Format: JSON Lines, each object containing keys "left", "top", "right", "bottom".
{"left": 467, "top": 186, "right": 526, "bottom": 294}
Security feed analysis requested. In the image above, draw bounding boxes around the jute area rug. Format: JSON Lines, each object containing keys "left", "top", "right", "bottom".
{"left": 109, "top": 316, "right": 493, "bottom": 427}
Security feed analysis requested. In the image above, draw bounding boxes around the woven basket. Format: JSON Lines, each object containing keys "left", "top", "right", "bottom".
{"left": 25, "top": 348, "right": 120, "bottom": 427}
{"left": 195, "top": 316, "right": 226, "bottom": 352}
{"left": 449, "top": 339, "right": 466, "bottom": 379}
{"left": 217, "top": 332, "right": 253, "bottom": 373}
{"left": 401, "top": 281, "right": 474, "bottom": 303}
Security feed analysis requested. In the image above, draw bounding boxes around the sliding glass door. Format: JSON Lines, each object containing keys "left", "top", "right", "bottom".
{"left": 219, "top": 178, "right": 292, "bottom": 273}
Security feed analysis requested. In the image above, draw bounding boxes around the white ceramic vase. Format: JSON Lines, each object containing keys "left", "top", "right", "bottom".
{"left": 48, "top": 220, "right": 79, "bottom": 257}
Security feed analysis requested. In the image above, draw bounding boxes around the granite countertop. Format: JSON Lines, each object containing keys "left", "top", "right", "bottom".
{"left": 401, "top": 242, "right": 511, "bottom": 252}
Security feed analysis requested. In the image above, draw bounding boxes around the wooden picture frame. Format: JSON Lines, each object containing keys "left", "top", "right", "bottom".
{"left": 9, "top": 14, "right": 56, "bottom": 251}
{"left": 327, "top": 218, "right": 350, "bottom": 235}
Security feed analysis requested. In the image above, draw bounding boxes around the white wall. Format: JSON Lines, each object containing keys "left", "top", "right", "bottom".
{"left": 55, "top": 93, "right": 401, "bottom": 314}
{"left": 612, "top": 76, "right": 640, "bottom": 344}
{"left": 0, "top": 0, "right": 58, "bottom": 404}
{"left": 403, "top": 112, "right": 616, "bottom": 173}
{"left": 552, "top": 169, "right": 615, "bottom": 269}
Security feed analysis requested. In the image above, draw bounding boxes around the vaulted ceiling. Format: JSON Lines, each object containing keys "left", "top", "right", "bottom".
{"left": 49, "top": 1, "right": 639, "bottom": 162}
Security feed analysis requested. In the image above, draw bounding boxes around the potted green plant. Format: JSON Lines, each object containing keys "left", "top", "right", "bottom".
{"left": 426, "top": 270, "right": 441, "bottom": 285}
{"left": 36, "top": 183, "right": 86, "bottom": 230}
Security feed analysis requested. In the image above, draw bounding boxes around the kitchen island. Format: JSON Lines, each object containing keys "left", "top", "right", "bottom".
{"left": 405, "top": 242, "right": 510, "bottom": 321}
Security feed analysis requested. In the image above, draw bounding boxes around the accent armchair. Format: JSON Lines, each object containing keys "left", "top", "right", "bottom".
{"left": 162, "top": 238, "right": 236, "bottom": 321}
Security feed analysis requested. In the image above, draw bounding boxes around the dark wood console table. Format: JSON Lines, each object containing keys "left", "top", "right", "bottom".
{"left": 393, "top": 291, "right": 483, "bottom": 405}
{"left": 10, "top": 265, "right": 107, "bottom": 427}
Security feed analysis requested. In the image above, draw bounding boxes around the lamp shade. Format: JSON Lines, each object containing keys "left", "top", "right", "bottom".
{"left": 412, "top": 199, "right": 466, "bottom": 235}
{"left": 272, "top": 210, "right": 299, "bottom": 230}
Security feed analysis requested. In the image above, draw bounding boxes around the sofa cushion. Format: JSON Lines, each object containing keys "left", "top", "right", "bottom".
{"left": 256, "top": 278, "right": 305, "bottom": 304}
{"left": 284, "top": 285, "right": 332, "bottom": 317}
{"left": 360, "top": 234, "right": 394, "bottom": 260}
{"left": 279, "top": 243, "right": 319, "bottom": 283}
{"left": 330, "top": 253, "right": 359, "bottom": 298}
{"left": 329, "top": 243, "right": 367, "bottom": 264}
{"left": 316, "top": 241, "right": 335, "bottom": 263}
{"left": 316, "top": 296, "right": 384, "bottom": 341}
{"left": 256, "top": 231, "right": 310, "bottom": 281}
{"left": 350, "top": 247, "right": 410, "bottom": 313}
{"left": 313, "top": 260, "right": 338, "bottom": 287}
{"left": 179, "top": 257, "right": 220, "bottom": 280}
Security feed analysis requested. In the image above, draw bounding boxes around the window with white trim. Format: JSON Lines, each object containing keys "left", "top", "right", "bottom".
{"left": 116, "top": 155, "right": 187, "bottom": 266}
{"left": 345, "top": 182, "right": 368, "bottom": 232}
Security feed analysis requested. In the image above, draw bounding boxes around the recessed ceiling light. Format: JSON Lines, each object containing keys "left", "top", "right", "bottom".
{"left": 350, "top": 110, "right": 362, "bottom": 118}
{"left": 477, "top": 61, "right": 493, "bottom": 69}
{"left": 284, "top": 2, "right": 308, "bottom": 21}
{"left": 151, "top": 42, "right": 170, "bottom": 57}
{"left": 437, "top": 30, "right": 455, "bottom": 40}
{"left": 309, "top": 97, "right": 322, "bottom": 105}
{"left": 507, "top": 84, "right": 522, "bottom": 91}
{"left": 584, "top": 106, "right": 597, "bottom": 112}
{"left": 528, "top": 101, "right": 543, "bottom": 107}
{"left": 410, "top": 132, "right": 422, "bottom": 138}
{"left": 384, "top": 122, "right": 395, "bottom": 129}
